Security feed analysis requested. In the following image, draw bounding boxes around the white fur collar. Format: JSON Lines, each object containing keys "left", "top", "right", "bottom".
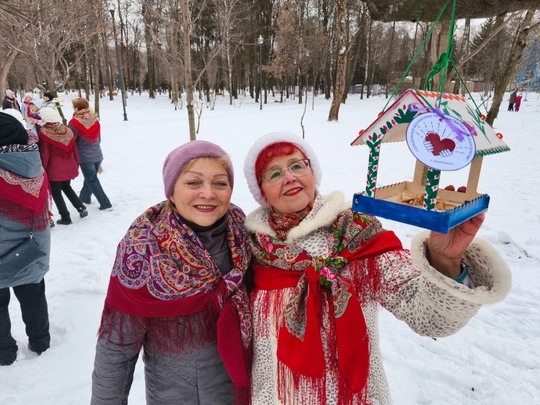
{"left": 244, "top": 191, "right": 350, "bottom": 243}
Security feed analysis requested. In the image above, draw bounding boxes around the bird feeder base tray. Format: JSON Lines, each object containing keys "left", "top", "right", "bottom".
{"left": 352, "top": 189, "right": 489, "bottom": 234}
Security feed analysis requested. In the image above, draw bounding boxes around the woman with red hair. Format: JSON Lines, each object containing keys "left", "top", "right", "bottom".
{"left": 243, "top": 132, "right": 511, "bottom": 405}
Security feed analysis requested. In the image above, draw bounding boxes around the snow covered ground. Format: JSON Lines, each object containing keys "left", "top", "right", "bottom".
{"left": 1, "top": 89, "right": 539, "bottom": 404}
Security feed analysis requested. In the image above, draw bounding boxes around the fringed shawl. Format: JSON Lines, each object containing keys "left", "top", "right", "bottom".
{"left": 69, "top": 109, "right": 100, "bottom": 144}
{"left": 100, "top": 201, "right": 252, "bottom": 402}
{"left": 249, "top": 209, "right": 403, "bottom": 405}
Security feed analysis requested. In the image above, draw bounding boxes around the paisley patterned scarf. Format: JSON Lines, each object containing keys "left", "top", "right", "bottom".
{"left": 249, "top": 210, "right": 403, "bottom": 405}
{"left": 101, "top": 201, "right": 252, "bottom": 395}
{"left": 268, "top": 201, "right": 313, "bottom": 240}
{"left": 38, "top": 123, "right": 75, "bottom": 151}
{"left": 69, "top": 109, "right": 100, "bottom": 144}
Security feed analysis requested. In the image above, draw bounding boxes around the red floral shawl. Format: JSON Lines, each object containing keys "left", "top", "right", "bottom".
{"left": 249, "top": 209, "right": 403, "bottom": 405}
{"left": 38, "top": 123, "right": 75, "bottom": 152}
{"left": 101, "top": 201, "right": 252, "bottom": 399}
{"left": 69, "top": 109, "right": 100, "bottom": 144}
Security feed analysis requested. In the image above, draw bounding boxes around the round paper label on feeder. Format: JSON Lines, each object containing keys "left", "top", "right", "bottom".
{"left": 406, "top": 112, "right": 476, "bottom": 171}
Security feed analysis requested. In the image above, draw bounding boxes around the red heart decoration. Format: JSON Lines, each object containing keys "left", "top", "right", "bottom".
{"left": 425, "top": 132, "right": 456, "bottom": 156}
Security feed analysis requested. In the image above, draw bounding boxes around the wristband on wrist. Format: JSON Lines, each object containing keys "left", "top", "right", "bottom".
{"left": 452, "top": 263, "right": 469, "bottom": 283}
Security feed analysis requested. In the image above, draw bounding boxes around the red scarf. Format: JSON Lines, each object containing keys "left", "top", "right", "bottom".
{"left": 69, "top": 109, "right": 100, "bottom": 144}
{"left": 38, "top": 123, "right": 75, "bottom": 152}
{"left": 0, "top": 145, "right": 50, "bottom": 230}
{"left": 249, "top": 209, "right": 403, "bottom": 404}
{"left": 101, "top": 202, "right": 252, "bottom": 402}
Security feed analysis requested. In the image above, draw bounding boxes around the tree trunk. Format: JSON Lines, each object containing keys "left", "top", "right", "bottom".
{"left": 0, "top": 48, "right": 18, "bottom": 96}
{"left": 429, "top": 20, "right": 449, "bottom": 91}
{"left": 452, "top": 18, "right": 470, "bottom": 94}
{"left": 82, "top": 49, "right": 91, "bottom": 101}
{"left": 181, "top": 0, "right": 196, "bottom": 141}
{"left": 93, "top": 32, "right": 101, "bottom": 115}
{"left": 486, "top": 9, "right": 537, "bottom": 126}
{"left": 385, "top": 22, "right": 395, "bottom": 98}
{"left": 328, "top": 0, "right": 349, "bottom": 121}
{"left": 101, "top": 30, "right": 114, "bottom": 101}
{"left": 143, "top": 1, "right": 155, "bottom": 99}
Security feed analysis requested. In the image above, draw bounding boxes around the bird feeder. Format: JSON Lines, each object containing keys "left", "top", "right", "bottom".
{"left": 351, "top": 89, "right": 510, "bottom": 233}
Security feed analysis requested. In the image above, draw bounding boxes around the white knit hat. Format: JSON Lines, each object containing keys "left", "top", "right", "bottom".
{"left": 243, "top": 132, "right": 322, "bottom": 207}
{"left": 39, "top": 107, "right": 62, "bottom": 124}
{"left": 0, "top": 108, "right": 25, "bottom": 125}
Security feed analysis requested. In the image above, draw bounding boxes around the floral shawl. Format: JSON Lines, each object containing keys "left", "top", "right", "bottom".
{"left": 38, "top": 123, "right": 75, "bottom": 152}
{"left": 249, "top": 209, "right": 403, "bottom": 405}
{"left": 69, "top": 109, "right": 100, "bottom": 144}
{"left": 101, "top": 201, "right": 252, "bottom": 396}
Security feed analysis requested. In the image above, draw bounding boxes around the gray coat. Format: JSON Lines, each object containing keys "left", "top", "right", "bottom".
{"left": 69, "top": 123, "right": 104, "bottom": 164}
{"left": 0, "top": 149, "right": 51, "bottom": 288}
{"left": 91, "top": 312, "right": 233, "bottom": 405}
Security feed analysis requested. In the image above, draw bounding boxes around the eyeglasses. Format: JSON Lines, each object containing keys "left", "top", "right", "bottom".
{"left": 260, "top": 159, "right": 311, "bottom": 184}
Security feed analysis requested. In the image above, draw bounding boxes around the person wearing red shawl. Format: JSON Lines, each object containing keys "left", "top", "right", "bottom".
{"left": 91, "top": 140, "right": 252, "bottom": 405}
{"left": 0, "top": 109, "right": 52, "bottom": 366}
{"left": 68, "top": 98, "right": 112, "bottom": 211}
{"left": 20, "top": 92, "right": 33, "bottom": 121}
{"left": 38, "top": 107, "right": 88, "bottom": 225}
{"left": 242, "top": 132, "right": 511, "bottom": 405}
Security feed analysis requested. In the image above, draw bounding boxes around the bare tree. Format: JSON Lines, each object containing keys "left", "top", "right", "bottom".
{"left": 328, "top": 0, "right": 367, "bottom": 120}
{"left": 180, "top": 0, "right": 196, "bottom": 140}
{"left": 267, "top": 0, "right": 302, "bottom": 102}
{"left": 486, "top": 9, "right": 539, "bottom": 125}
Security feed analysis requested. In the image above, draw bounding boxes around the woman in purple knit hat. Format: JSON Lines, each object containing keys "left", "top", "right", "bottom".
{"left": 91, "top": 140, "right": 252, "bottom": 405}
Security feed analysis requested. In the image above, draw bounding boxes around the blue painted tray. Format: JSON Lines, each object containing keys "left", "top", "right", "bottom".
{"left": 352, "top": 191, "right": 490, "bottom": 234}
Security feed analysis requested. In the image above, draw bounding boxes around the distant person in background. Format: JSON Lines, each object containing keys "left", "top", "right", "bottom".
{"left": 515, "top": 93, "right": 523, "bottom": 112}
{"left": 2, "top": 90, "right": 20, "bottom": 111}
{"left": 38, "top": 107, "right": 88, "bottom": 225}
{"left": 507, "top": 89, "right": 517, "bottom": 111}
{"left": 91, "top": 140, "right": 252, "bottom": 405}
{"left": 68, "top": 98, "right": 112, "bottom": 211}
{"left": 20, "top": 93, "right": 33, "bottom": 121}
{"left": 42, "top": 92, "right": 56, "bottom": 108}
{"left": 0, "top": 109, "right": 51, "bottom": 366}
{"left": 26, "top": 99, "right": 44, "bottom": 136}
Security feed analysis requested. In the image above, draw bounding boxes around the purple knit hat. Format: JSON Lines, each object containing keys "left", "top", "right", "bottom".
{"left": 163, "top": 140, "right": 234, "bottom": 198}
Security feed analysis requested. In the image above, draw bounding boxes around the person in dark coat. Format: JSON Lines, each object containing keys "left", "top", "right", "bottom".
{"left": 38, "top": 107, "right": 87, "bottom": 225}
{"left": 42, "top": 92, "right": 56, "bottom": 108}
{"left": 0, "top": 109, "right": 51, "bottom": 366}
{"left": 68, "top": 98, "right": 112, "bottom": 211}
{"left": 2, "top": 89, "right": 20, "bottom": 111}
{"left": 508, "top": 89, "right": 517, "bottom": 111}
{"left": 91, "top": 141, "right": 252, "bottom": 405}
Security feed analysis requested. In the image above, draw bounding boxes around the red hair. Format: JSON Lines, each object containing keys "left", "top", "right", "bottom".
{"left": 255, "top": 142, "right": 307, "bottom": 184}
